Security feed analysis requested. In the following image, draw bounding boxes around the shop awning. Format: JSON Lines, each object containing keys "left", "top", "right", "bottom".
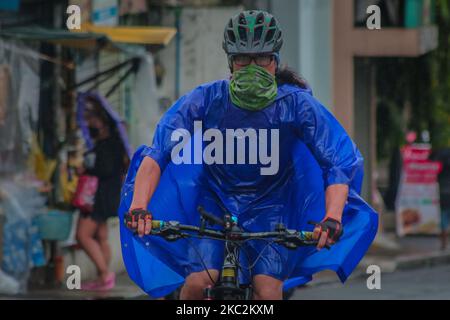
{"left": 0, "top": 26, "right": 113, "bottom": 50}
{"left": 0, "top": 24, "right": 176, "bottom": 50}
{"left": 76, "top": 23, "right": 177, "bottom": 46}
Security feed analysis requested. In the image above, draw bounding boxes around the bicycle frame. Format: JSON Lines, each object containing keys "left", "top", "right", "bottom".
{"left": 200, "top": 211, "right": 254, "bottom": 300}
{"left": 204, "top": 240, "right": 251, "bottom": 300}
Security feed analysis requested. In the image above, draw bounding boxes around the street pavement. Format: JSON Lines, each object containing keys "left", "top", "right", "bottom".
{"left": 291, "top": 264, "right": 450, "bottom": 300}
{"left": 0, "top": 272, "right": 146, "bottom": 300}
{"left": 2, "top": 235, "right": 449, "bottom": 300}
{"left": 2, "top": 265, "right": 450, "bottom": 300}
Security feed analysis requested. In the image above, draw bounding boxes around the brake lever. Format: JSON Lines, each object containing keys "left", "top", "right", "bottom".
{"left": 198, "top": 206, "right": 225, "bottom": 227}
{"left": 161, "top": 221, "right": 181, "bottom": 240}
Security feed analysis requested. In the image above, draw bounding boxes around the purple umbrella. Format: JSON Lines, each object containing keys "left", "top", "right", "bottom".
{"left": 76, "top": 91, "right": 132, "bottom": 158}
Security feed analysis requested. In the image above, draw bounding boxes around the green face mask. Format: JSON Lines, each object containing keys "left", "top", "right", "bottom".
{"left": 229, "top": 64, "right": 278, "bottom": 111}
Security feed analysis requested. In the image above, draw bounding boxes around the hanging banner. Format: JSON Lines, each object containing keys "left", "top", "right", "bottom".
{"left": 396, "top": 143, "right": 442, "bottom": 236}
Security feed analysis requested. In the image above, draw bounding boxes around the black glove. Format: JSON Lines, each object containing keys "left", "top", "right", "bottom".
{"left": 124, "top": 208, "right": 152, "bottom": 229}
{"left": 309, "top": 218, "right": 343, "bottom": 243}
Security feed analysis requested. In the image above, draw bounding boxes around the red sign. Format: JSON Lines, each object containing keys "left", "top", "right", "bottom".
{"left": 396, "top": 143, "right": 442, "bottom": 236}
{"left": 403, "top": 161, "right": 442, "bottom": 184}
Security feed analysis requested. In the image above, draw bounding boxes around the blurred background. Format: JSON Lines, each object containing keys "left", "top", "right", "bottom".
{"left": 0, "top": 0, "right": 449, "bottom": 299}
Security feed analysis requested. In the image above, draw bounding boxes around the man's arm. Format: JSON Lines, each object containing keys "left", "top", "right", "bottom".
{"left": 311, "top": 184, "right": 349, "bottom": 249}
{"left": 127, "top": 86, "right": 206, "bottom": 237}
{"left": 325, "top": 184, "right": 348, "bottom": 223}
{"left": 294, "top": 93, "right": 359, "bottom": 249}
{"left": 129, "top": 157, "right": 161, "bottom": 236}
{"left": 311, "top": 185, "right": 348, "bottom": 250}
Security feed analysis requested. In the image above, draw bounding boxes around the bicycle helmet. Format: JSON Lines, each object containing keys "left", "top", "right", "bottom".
{"left": 223, "top": 10, "right": 283, "bottom": 55}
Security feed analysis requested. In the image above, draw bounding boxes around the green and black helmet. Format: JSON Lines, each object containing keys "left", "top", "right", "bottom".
{"left": 223, "top": 10, "right": 283, "bottom": 55}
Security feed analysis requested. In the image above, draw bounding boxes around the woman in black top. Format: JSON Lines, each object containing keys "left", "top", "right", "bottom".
{"left": 76, "top": 98, "right": 127, "bottom": 291}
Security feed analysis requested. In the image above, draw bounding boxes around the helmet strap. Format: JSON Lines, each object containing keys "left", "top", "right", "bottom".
{"left": 228, "top": 55, "right": 234, "bottom": 73}
{"left": 274, "top": 53, "right": 280, "bottom": 73}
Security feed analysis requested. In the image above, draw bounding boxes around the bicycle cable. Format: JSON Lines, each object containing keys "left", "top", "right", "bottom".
{"left": 238, "top": 238, "right": 285, "bottom": 270}
{"left": 182, "top": 236, "right": 217, "bottom": 286}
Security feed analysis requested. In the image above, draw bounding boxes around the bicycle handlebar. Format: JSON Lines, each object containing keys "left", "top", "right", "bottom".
{"left": 149, "top": 219, "right": 328, "bottom": 249}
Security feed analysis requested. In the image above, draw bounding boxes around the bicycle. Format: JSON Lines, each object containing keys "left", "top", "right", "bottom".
{"left": 125, "top": 206, "right": 327, "bottom": 300}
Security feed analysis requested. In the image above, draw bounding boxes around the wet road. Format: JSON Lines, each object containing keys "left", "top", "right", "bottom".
{"left": 291, "top": 265, "right": 450, "bottom": 300}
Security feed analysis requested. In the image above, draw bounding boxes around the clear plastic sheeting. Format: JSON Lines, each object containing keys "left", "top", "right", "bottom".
{"left": 0, "top": 179, "right": 46, "bottom": 294}
{"left": 0, "top": 269, "right": 20, "bottom": 295}
{"left": 0, "top": 39, "right": 40, "bottom": 174}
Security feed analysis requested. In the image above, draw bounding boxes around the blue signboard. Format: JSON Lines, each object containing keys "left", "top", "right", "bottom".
{"left": 92, "top": 0, "right": 118, "bottom": 26}
{"left": 0, "top": 0, "right": 20, "bottom": 11}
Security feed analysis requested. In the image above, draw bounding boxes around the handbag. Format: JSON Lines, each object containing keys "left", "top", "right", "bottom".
{"left": 72, "top": 175, "right": 98, "bottom": 213}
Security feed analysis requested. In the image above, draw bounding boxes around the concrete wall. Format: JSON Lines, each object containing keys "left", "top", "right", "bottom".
{"left": 354, "top": 58, "right": 375, "bottom": 201}
{"left": 157, "top": 6, "right": 242, "bottom": 102}
{"left": 299, "top": 0, "right": 332, "bottom": 109}
{"left": 272, "top": 0, "right": 333, "bottom": 109}
{"left": 271, "top": 0, "right": 301, "bottom": 72}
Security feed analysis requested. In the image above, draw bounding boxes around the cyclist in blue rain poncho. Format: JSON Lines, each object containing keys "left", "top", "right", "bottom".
{"left": 119, "top": 10, "right": 378, "bottom": 299}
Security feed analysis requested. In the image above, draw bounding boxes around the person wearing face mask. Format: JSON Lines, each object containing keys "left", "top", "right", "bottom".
{"left": 121, "top": 10, "right": 378, "bottom": 300}
{"left": 76, "top": 99, "right": 128, "bottom": 291}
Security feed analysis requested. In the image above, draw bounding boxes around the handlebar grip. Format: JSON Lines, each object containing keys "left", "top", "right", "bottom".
{"left": 298, "top": 231, "right": 331, "bottom": 249}
{"left": 301, "top": 231, "right": 315, "bottom": 241}
{"left": 152, "top": 220, "right": 164, "bottom": 229}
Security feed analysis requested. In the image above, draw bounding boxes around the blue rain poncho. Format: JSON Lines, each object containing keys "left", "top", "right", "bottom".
{"left": 118, "top": 80, "right": 378, "bottom": 298}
